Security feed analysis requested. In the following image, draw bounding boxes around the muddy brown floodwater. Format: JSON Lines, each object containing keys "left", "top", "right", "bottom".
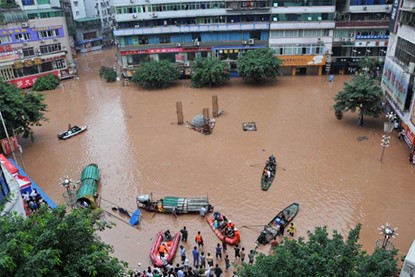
{"left": 17, "top": 49, "right": 415, "bottom": 274}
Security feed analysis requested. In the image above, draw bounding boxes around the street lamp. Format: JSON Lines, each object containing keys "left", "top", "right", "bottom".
{"left": 380, "top": 135, "right": 391, "bottom": 163}
{"left": 59, "top": 176, "right": 78, "bottom": 209}
{"left": 12, "top": 126, "right": 26, "bottom": 172}
{"left": 376, "top": 223, "right": 398, "bottom": 250}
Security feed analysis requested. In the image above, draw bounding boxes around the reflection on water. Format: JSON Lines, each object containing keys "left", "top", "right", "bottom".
{"left": 19, "top": 50, "right": 415, "bottom": 273}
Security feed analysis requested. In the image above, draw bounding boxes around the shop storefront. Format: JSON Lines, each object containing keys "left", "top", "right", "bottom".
{"left": 278, "top": 54, "right": 326, "bottom": 76}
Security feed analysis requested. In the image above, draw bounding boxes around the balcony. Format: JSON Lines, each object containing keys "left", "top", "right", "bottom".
{"left": 335, "top": 20, "right": 389, "bottom": 29}
{"left": 114, "top": 22, "right": 269, "bottom": 36}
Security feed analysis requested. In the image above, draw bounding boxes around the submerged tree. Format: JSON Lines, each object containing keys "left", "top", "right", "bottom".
{"left": 0, "top": 79, "right": 48, "bottom": 140}
{"left": 237, "top": 48, "right": 281, "bottom": 83}
{"left": 0, "top": 206, "right": 127, "bottom": 276}
{"left": 238, "top": 224, "right": 398, "bottom": 277}
{"left": 333, "top": 75, "right": 384, "bottom": 126}
{"left": 358, "top": 57, "right": 383, "bottom": 79}
{"left": 191, "top": 58, "right": 230, "bottom": 88}
{"left": 32, "top": 74, "right": 61, "bottom": 91}
{"left": 132, "top": 60, "right": 179, "bottom": 90}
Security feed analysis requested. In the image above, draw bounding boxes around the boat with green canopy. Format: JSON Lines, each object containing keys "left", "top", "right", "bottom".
{"left": 76, "top": 163, "right": 100, "bottom": 208}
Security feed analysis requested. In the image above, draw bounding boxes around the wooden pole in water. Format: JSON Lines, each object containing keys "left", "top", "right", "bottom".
{"left": 203, "top": 108, "right": 210, "bottom": 120}
{"left": 176, "top": 101, "right": 184, "bottom": 125}
{"left": 212, "top": 95, "right": 219, "bottom": 118}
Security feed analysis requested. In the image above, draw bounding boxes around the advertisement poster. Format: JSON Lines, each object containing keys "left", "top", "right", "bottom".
{"left": 389, "top": 0, "right": 403, "bottom": 34}
{"left": 0, "top": 136, "right": 18, "bottom": 155}
{"left": 381, "top": 58, "right": 410, "bottom": 111}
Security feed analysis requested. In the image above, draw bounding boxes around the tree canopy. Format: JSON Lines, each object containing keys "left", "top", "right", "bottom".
{"left": 0, "top": 206, "right": 127, "bottom": 276}
{"left": 0, "top": 79, "right": 48, "bottom": 140}
{"left": 132, "top": 60, "right": 179, "bottom": 90}
{"left": 99, "top": 66, "right": 117, "bottom": 83}
{"left": 190, "top": 58, "right": 230, "bottom": 88}
{"left": 32, "top": 74, "right": 61, "bottom": 91}
{"left": 333, "top": 75, "right": 384, "bottom": 126}
{"left": 358, "top": 57, "right": 382, "bottom": 79}
{"left": 238, "top": 225, "right": 398, "bottom": 277}
{"left": 237, "top": 48, "right": 281, "bottom": 83}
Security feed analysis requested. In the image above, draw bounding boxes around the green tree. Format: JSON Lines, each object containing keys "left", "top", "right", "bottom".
{"left": 238, "top": 225, "right": 398, "bottom": 277}
{"left": 237, "top": 48, "right": 281, "bottom": 83}
{"left": 99, "top": 66, "right": 117, "bottom": 83}
{"left": 0, "top": 206, "right": 127, "bottom": 276}
{"left": 0, "top": 79, "right": 48, "bottom": 140}
{"left": 358, "top": 57, "right": 382, "bottom": 79}
{"left": 0, "top": 0, "right": 19, "bottom": 9}
{"left": 333, "top": 75, "right": 384, "bottom": 126}
{"left": 132, "top": 60, "right": 179, "bottom": 90}
{"left": 190, "top": 58, "right": 230, "bottom": 88}
{"left": 32, "top": 74, "right": 61, "bottom": 91}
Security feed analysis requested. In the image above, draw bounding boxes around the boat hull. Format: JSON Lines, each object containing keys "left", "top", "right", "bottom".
{"left": 57, "top": 125, "right": 87, "bottom": 140}
{"left": 150, "top": 231, "right": 181, "bottom": 267}
{"left": 206, "top": 215, "right": 240, "bottom": 245}
{"left": 256, "top": 203, "right": 300, "bottom": 245}
{"left": 261, "top": 161, "right": 277, "bottom": 191}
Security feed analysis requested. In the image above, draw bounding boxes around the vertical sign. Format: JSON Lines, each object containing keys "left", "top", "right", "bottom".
{"left": 389, "top": 0, "right": 403, "bottom": 34}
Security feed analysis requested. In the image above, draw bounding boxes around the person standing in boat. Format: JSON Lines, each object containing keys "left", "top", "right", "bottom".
{"left": 68, "top": 124, "right": 72, "bottom": 130}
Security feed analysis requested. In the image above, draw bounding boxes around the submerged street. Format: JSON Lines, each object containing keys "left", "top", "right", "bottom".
{"left": 18, "top": 49, "right": 415, "bottom": 271}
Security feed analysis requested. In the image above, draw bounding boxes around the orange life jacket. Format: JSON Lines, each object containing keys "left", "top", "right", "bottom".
{"left": 196, "top": 234, "right": 203, "bottom": 243}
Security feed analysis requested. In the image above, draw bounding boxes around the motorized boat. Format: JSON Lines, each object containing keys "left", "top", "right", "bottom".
{"left": 57, "top": 125, "right": 87, "bottom": 140}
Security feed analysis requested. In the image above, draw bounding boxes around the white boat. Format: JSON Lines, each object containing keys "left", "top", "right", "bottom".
{"left": 57, "top": 125, "right": 87, "bottom": 140}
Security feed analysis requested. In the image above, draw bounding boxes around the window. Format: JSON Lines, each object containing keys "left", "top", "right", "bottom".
{"left": 15, "top": 33, "right": 31, "bottom": 41}
{"left": 0, "top": 35, "right": 12, "bottom": 44}
{"left": 159, "top": 35, "right": 171, "bottom": 44}
{"left": 37, "top": 0, "right": 50, "bottom": 4}
{"left": 53, "top": 59, "right": 67, "bottom": 69}
{"left": 23, "top": 47, "right": 35, "bottom": 57}
{"left": 22, "top": 0, "right": 34, "bottom": 5}
{"left": 395, "top": 37, "right": 415, "bottom": 66}
{"left": 76, "top": 11, "right": 80, "bottom": 16}
{"left": 38, "top": 29, "right": 60, "bottom": 38}
{"left": 39, "top": 43, "right": 61, "bottom": 54}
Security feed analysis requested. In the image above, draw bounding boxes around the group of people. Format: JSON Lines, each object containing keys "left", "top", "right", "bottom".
{"left": 212, "top": 212, "right": 240, "bottom": 240}
{"left": 21, "top": 188, "right": 47, "bottom": 214}
{"left": 263, "top": 155, "right": 276, "bottom": 180}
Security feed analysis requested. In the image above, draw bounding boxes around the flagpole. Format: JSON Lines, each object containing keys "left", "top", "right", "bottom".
{"left": 0, "top": 109, "right": 19, "bottom": 165}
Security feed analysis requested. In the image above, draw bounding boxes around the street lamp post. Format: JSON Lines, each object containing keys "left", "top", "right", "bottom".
{"left": 12, "top": 126, "right": 26, "bottom": 172}
{"left": 380, "top": 135, "right": 391, "bottom": 163}
{"left": 0, "top": 110, "right": 18, "bottom": 165}
{"left": 59, "top": 177, "right": 78, "bottom": 209}
{"left": 376, "top": 223, "right": 398, "bottom": 250}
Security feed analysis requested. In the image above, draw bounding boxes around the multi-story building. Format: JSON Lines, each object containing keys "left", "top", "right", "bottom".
{"left": 113, "top": 0, "right": 271, "bottom": 76}
{"left": 268, "top": 0, "right": 336, "bottom": 76}
{"left": 0, "top": 1, "right": 74, "bottom": 88}
{"left": 331, "top": 0, "right": 392, "bottom": 75}
{"left": 62, "top": 0, "right": 114, "bottom": 52}
{"left": 381, "top": 0, "right": 415, "bottom": 155}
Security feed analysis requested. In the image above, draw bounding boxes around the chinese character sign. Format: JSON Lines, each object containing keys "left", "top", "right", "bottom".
{"left": 381, "top": 58, "right": 410, "bottom": 111}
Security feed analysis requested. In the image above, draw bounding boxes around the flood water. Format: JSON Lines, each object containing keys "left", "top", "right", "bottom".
{"left": 17, "top": 49, "right": 415, "bottom": 273}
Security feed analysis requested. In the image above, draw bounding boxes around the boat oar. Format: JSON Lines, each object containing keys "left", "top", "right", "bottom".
{"left": 248, "top": 163, "right": 263, "bottom": 167}
{"left": 103, "top": 210, "right": 137, "bottom": 229}
{"left": 276, "top": 165, "right": 287, "bottom": 171}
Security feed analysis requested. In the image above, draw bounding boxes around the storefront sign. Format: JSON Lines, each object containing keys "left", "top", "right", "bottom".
{"left": 402, "top": 123, "right": 415, "bottom": 148}
{"left": 120, "top": 47, "right": 211, "bottom": 55}
{"left": 381, "top": 58, "right": 410, "bottom": 111}
{"left": 355, "top": 41, "right": 388, "bottom": 47}
{"left": 9, "top": 70, "right": 59, "bottom": 89}
{"left": 0, "top": 51, "right": 20, "bottom": 62}
{"left": 389, "top": 0, "right": 403, "bottom": 34}
{"left": 175, "top": 54, "right": 185, "bottom": 63}
{"left": 0, "top": 45, "right": 12, "bottom": 53}
{"left": 0, "top": 137, "right": 18, "bottom": 156}
{"left": 279, "top": 55, "right": 326, "bottom": 67}
{"left": 356, "top": 35, "right": 389, "bottom": 39}
{"left": 32, "top": 25, "right": 62, "bottom": 32}
{"left": 60, "top": 69, "right": 71, "bottom": 79}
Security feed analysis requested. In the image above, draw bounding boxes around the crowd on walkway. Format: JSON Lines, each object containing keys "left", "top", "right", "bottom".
{"left": 21, "top": 188, "right": 47, "bottom": 214}
{"left": 128, "top": 227, "right": 258, "bottom": 277}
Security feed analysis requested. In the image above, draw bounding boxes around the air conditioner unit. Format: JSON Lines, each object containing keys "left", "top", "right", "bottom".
{"left": 317, "top": 37, "right": 322, "bottom": 42}
{"left": 385, "top": 5, "right": 390, "bottom": 10}
{"left": 21, "top": 22, "right": 28, "bottom": 28}
{"left": 134, "top": 25, "right": 140, "bottom": 28}
{"left": 40, "top": 39, "right": 45, "bottom": 43}
{"left": 152, "top": 13, "right": 158, "bottom": 18}
{"left": 341, "top": 38, "right": 347, "bottom": 41}
{"left": 176, "top": 43, "right": 182, "bottom": 47}
{"left": 363, "top": 6, "right": 367, "bottom": 10}
{"left": 409, "top": 62, "right": 415, "bottom": 74}
{"left": 23, "top": 42, "right": 28, "bottom": 46}
{"left": 241, "top": 40, "right": 247, "bottom": 45}
{"left": 248, "top": 39, "right": 254, "bottom": 45}
{"left": 133, "top": 14, "right": 137, "bottom": 18}
{"left": 130, "top": 0, "right": 134, "bottom": 3}
{"left": 194, "top": 41, "right": 200, "bottom": 46}
{"left": 53, "top": 38, "right": 58, "bottom": 42}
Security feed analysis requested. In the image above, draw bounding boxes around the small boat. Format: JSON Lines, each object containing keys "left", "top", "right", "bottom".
{"left": 129, "top": 209, "right": 141, "bottom": 226}
{"left": 261, "top": 159, "right": 277, "bottom": 191}
{"left": 76, "top": 163, "right": 100, "bottom": 209}
{"left": 206, "top": 214, "right": 240, "bottom": 245}
{"left": 256, "top": 203, "right": 300, "bottom": 245}
{"left": 150, "top": 230, "right": 181, "bottom": 267}
{"left": 57, "top": 125, "right": 87, "bottom": 140}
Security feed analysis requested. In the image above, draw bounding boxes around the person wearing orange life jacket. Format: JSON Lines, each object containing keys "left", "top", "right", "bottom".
{"left": 159, "top": 242, "right": 168, "bottom": 257}
{"left": 234, "top": 228, "right": 241, "bottom": 242}
{"left": 195, "top": 231, "right": 204, "bottom": 247}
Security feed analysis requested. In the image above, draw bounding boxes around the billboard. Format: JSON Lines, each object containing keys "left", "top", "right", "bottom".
{"left": 9, "top": 70, "right": 59, "bottom": 89}
{"left": 381, "top": 58, "right": 410, "bottom": 111}
{"left": 389, "top": 0, "right": 403, "bottom": 34}
{"left": 279, "top": 55, "right": 326, "bottom": 67}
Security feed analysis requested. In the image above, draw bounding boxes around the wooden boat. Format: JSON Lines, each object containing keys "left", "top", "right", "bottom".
{"left": 206, "top": 214, "right": 240, "bottom": 245}
{"left": 57, "top": 125, "right": 87, "bottom": 140}
{"left": 137, "top": 193, "right": 213, "bottom": 215}
{"left": 256, "top": 203, "right": 300, "bottom": 245}
{"left": 129, "top": 209, "right": 141, "bottom": 226}
{"left": 261, "top": 160, "right": 277, "bottom": 191}
{"left": 150, "top": 230, "right": 181, "bottom": 267}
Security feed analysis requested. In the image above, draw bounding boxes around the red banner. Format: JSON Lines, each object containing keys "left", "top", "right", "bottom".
{"left": 9, "top": 70, "right": 59, "bottom": 89}
{"left": 0, "top": 45, "right": 12, "bottom": 53}
{"left": 0, "top": 136, "right": 18, "bottom": 155}
{"left": 0, "top": 154, "right": 18, "bottom": 174}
